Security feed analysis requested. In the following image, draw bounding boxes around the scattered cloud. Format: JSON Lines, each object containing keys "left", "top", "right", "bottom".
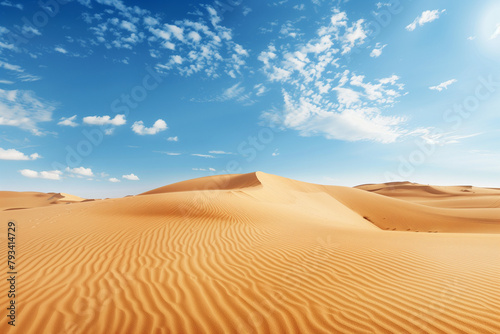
{"left": 192, "top": 153, "right": 215, "bottom": 158}
{"left": 109, "top": 177, "right": 120, "bottom": 182}
{"left": 83, "top": 114, "right": 126, "bottom": 126}
{"left": 22, "top": 25, "right": 40, "bottom": 36}
{"left": 167, "top": 136, "right": 178, "bottom": 141}
{"left": 0, "top": 60, "right": 23, "bottom": 72}
{"left": 490, "top": 23, "right": 500, "bottom": 40}
{"left": 258, "top": 10, "right": 406, "bottom": 143}
{"left": 254, "top": 83, "right": 268, "bottom": 96}
{"left": 66, "top": 166, "right": 94, "bottom": 177}
{"left": 242, "top": 7, "right": 252, "bottom": 16}
{"left": 272, "top": 149, "right": 280, "bottom": 156}
{"left": 376, "top": 2, "right": 392, "bottom": 9}
{"left": 17, "top": 74, "right": 41, "bottom": 82}
{"left": 54, "top": 46, "right": 68, "bottom": 54}
{"left": 122, "top": 173, "right": 139, "bottom": 180}
{"left": 370, "top": 43, "right": 387, "bottom": 57}
{"left": 0, "top": 147, "right": 40, "bottom": 160}
{"left": 0, "top": 80, "right": 14, "bottom": 85}
{"left": 429, "top": 79, "right": 457, "bottom": 92}
{"left": 467, "top": 36, "right": 476, "bottom": 41}
{"left": 132, "top": 119, "right": 167, "bottom": 135}
{"left": 192, "top": 167, "right": 215, "bottom": 171}
{"left": 219, "top": 83, "right": 246, "bottom": 101}
{"left": 0, "top": 89, "right": 54, "bottom": 135}
{"left": 406, "top": 9, "right": 446, "bottom": 32}
{"left": 19, "top": 169, "right": 62, "bottom": 180}
{"left": 58, "top": 115, "right": 78, "bottom": 127}
{"left": 209, "top": 150, "right": 233, "bottom": 155}
{"left": 0, "top": 1, "right": 23, "bottom": 10}
{"left": 155, "top": 151, "right": 181, "bottom": 156}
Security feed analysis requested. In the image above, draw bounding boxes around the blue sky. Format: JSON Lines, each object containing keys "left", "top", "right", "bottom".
{"left": 1, "top": 0, "right": 500, "bottom": 198}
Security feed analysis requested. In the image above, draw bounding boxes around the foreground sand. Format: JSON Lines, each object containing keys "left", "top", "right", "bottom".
{"left": 0, "top": 172, "right": 499, "bottom": 333}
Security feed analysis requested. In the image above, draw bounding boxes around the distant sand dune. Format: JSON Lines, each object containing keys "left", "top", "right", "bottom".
{"left": 0, "top": 172, "right": 499, "bottom": 333}
{"left": 0, "top": 191, "right": 86, "bottom": 210}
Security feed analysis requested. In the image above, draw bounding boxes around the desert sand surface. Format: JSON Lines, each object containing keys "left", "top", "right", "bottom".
{"left": 1, "top": 172, "right": 499, "bottom": 333}
{"left": 0, "top": 191, "right": 86, "bottom": 211}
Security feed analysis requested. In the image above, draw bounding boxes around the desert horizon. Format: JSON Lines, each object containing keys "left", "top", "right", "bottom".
{"left": 1, "top": 172, "right": 499, "bottom": 333}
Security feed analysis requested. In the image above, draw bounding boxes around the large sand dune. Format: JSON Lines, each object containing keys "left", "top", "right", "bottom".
{"left": 1, "top": 172, "right": 499, "bottom": 333}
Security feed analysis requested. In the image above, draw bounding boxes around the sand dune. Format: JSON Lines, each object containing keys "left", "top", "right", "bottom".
{"left": 0, "top": 191, "right": 86, "bottom": 210}
{"left": 1, "top": 172, "right": 499, "bottom": 333}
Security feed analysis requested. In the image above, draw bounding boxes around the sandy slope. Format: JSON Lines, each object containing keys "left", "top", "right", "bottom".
{"left": 0, "top": 172, "right": 499, "bottom": 333}
{"left": 0, "top": 191, "right": 86, "bottom": 210}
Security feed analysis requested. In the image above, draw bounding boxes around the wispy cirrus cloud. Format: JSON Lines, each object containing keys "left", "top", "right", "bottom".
{"left": 0, "top": 89, "right": 54, "bottom": 135}
{"left": 406, "top": 9, "right": 445, "bottom": 32}
{"left": 429, "top": 79, "right": 457, "bottom": 92}
{"left": 191, "top": 153, "right": 215, "bottom": 158}
{"left": 58, "top": 115, "right": 78, "bottom": 127}
{"left": 0, "top": 1, "right": 23, "bottom": 10}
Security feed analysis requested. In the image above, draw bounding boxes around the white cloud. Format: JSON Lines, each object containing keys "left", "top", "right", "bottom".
{"left": 192, "top": 153, "right": 215, "bottom": 158}
{"left": 268, "top": 66, "right": 292, "bottom": 82}
{"left": 144, "top": 16, "right": 159, "bottom": 27}
{"left": 0, "top": 89, "right": 54, "bottom": 134}
{"left": 157, "top": 152, "right": 181, "bottom": 156}
{"left": 254, "top": 84, "right": 268, "bottom": 96}
{"left": 166, "top": 24, "right": 184, "bottom": 41}
{"left": 262, "top": 89, "right": 405, "bottom": 144}
{"left": 243, "top": 7, "right": 252, "bottom": 16}
{"left": 406, "top": 9, "right": 446, "bottom": 31}
{"left": 17, "top": 74, "right": 41, "bottom": 82}
{"left": 219, "top": 83, "right": 245, "bottom": 101}
{"left": 66, "top": 166, "right": 93, "bottom": 177}
{"left": 272, "top": 149, "right": 280, "bottom": 156}
{"left": 257, "top": 11, "right": 408, "bottom": 144}
{"left": 209, "top": 150, "right": 233, "bottom": 154}
{"left": 58, "top": 115, "right": 78, "bottom": 127}
{"left": 490, "top": 24, "right": 500, "bottom": 40}
{"left": 0, "top": 80, "right": 14, "bottom": 85}
{"left": 19, "top": 169, "right": 62, "bottom": 180}
{"left": 109, "top": 177, "right": 120, "bottom": 182}
{"left": 334, "top": 87, "right": 361, "bottom": 107}
{"left": 193, "top": 167, "right": 216, "bottom": 171}
{"left": 132, "top": 119, "right": 167, "bottom": 135}
{"left": 167, "top": 136, "right": 178, "bottom": 141}
{"left": 22, "top": 25, "right": 40, "bottom": 36}
{"left": 55, "top": 46, "right": 68, "bottom": 54}
{"left": 120, "top": 20, "right": 136, "bottom": 32}
{"left": 148, "top": 6, "right": 248, "bottom": 78}
{"left": 83, "top": 114, "right": 126, "bottom": 126}
{"left": 0, "top": 1, "right": 23, "bottom": 10}
{"left": 376, "top": 2, "right": 392, "bottom": 9}
{"left": 122, "top": 173, "right": 139, "bottom": 180}
{"left": 467, "top": 36, "right": 476, "bottom": 41}
{"left": 0, "top": 61, "right": 23, "bottom": 72}
{"left": 370, "top": 43, "right": 387, "bottom": 57}
{"left": 429, "top": 79, "right": 457, "bottom": 92}
{"left": 188, "top": 31, "right": 201, "bottom": 43}
{"left": 0, "top": 147, "right": 40, "bottom": 160}
{"left": 342, "top": 19, "right": 367, "bottom": 54}
{"left": 293, "top": 4, "right": 305, "bottom": 10}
